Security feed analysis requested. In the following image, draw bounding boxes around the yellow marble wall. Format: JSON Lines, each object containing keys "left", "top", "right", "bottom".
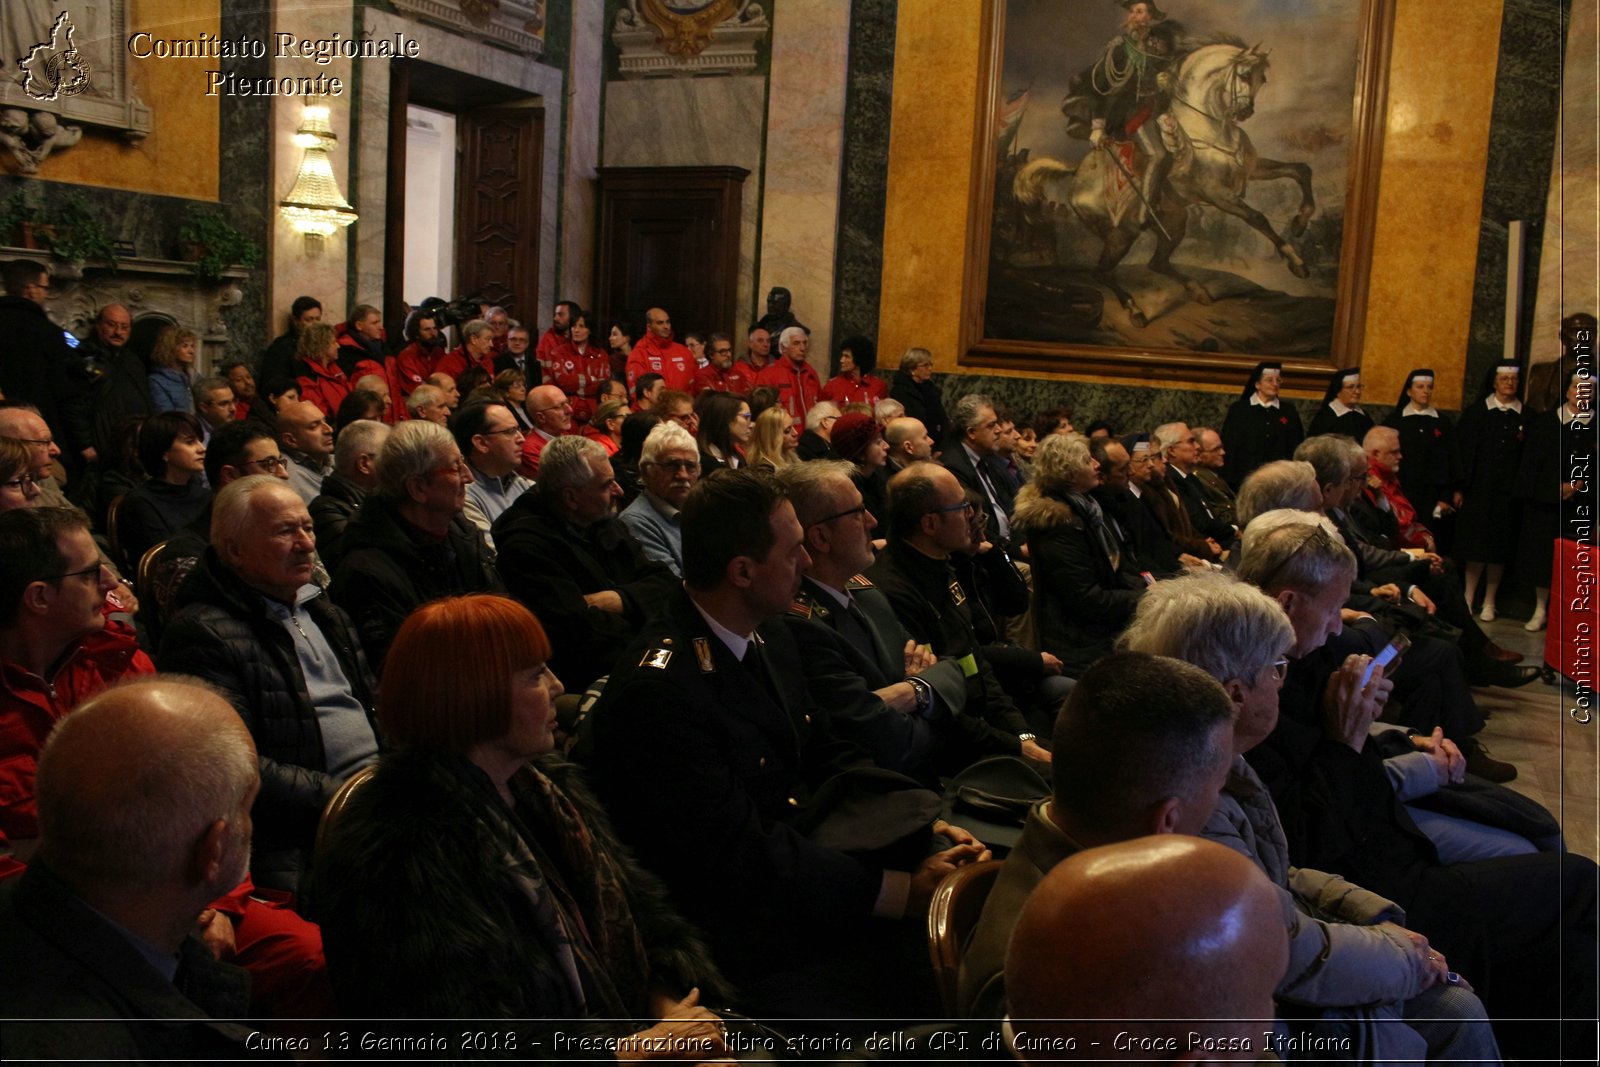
{"left": 878, "top": 0, "right": 1505, "bottom": 408}
{"left": 31, "top": 0, "right": 221, "bottom": 199}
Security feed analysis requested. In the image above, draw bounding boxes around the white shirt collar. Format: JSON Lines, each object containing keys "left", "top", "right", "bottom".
{"left": 1402, "top": 402, "right": 1439, "bottom": 418}
{"left": 1329, "top": 398, "right": 1362, "bottom": 417}
{"left": 808, "top": 577, "right": 852, "bottom": 610}
{"left": 1560, "top": 404, "right": 1591, "bottom": 426}
{"left": 1128, "top": 482, "right": 1143, "bottom": 498}
{"left": 688, "top": 590, "right": 753, "bottom": 661}
{"left": 1249, "top": 393, "right": 1280, "bottom": 409}
{"left": 1485, "top": 395, "right": 1523, "bottom": 413}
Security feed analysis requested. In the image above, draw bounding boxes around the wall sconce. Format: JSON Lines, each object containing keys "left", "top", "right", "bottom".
{"left": 279, "top": 105, "right": 357, "bottom": 253}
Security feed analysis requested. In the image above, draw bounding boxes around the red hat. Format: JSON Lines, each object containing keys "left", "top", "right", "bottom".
{"left": 830, "top": 413, "right": 882, "bottom": 463}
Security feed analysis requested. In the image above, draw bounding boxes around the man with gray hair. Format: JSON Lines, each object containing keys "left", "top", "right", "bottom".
{"left": 191, "top": 376, "right": 236, "bottom": 445}
{"left": 1155, "top": 420, "right": 1235, "bottom": 543}
{"left": 777, "top": 459, "right": 968, "bottom": 777}
{"left": 618, "top": 420, "right": 699, "bottom": 576}
{"left": 755, "top": 325, "right": 821, "bottom": 419}
{"left": 1120, "top": 571, "right": 1501, "bottom": 1063}
{"left": 452, "top": 399, "right": 531, "bottom": 546}
{"left": 797, "top": 399, "right": 841, "bottom": 461}
{"left": 941, "top": 393, "right": 1013, "bottom": 547}
{"left": 0, "top": 678, "right": 261, "bottom": 1058}
{"left": 404, "top": 382, "right": 451, "bottom": 426}
{"left": 330, "top": 420, "right": 503, "bottom": 670}
{"left": 436, "top": 317, "right": 496, "bottom": 382}
{"left": 309, "top": 418, "right": 390, "bottom": 569}
{"left": 495, "top": 435, "right": 676, "bottom": 691}
{"left": 1237, "top": 509, "right": 1598, "bottom": 1059}
{"left": 1235, "top": 458, "right": 1322, "bottom": 528}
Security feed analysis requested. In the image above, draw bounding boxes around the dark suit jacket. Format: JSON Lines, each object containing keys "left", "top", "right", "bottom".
{"left": 0, "top": 861, "right": 258, "bottom": 1060}
{"left": 493, "top": 493, "right": 678, "bottom": 691}
{"left": 586, "top": 589, "right": 929, "bottom": 1015}
{"left": 1168, "top": 465, "right": 1234, "bottom": 541}
{"left": 493, "top": 350, "right": 541, "bottom": 391}
{"left": 780, "top": 576, "right": 966, "bottom": 778}
{"left": 940, "top": 440, "right": 1014, "bottom": 547}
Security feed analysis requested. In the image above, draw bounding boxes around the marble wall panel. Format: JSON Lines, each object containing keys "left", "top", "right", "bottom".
{"left": 832, "top": 0, "right": 897, "bottom": 355}
{"left": 603, "top": 76, "right": 767, "bottom": 325}
{"left": 561, "top": 0, "right": 606, "bottom": 309}
{"left": 757, "top": 0, "right": 851, "bottom": 369}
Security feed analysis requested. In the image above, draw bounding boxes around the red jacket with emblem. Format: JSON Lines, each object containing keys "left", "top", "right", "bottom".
{"left": 626, "top": 334, "right": 696, "bottom": 392}
{"left": 755, "top": 359, "right": 823, "bottom": 420}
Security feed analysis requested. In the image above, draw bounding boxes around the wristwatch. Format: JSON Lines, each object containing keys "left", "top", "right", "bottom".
{"left": 906, "top": 676, "right": 935, "bottom": 719}
{"left": 1018, "top": 733, "right": 1037, "bottom": 743}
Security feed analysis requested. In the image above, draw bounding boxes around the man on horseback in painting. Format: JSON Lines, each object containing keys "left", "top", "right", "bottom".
{"left": 1062, "top": 2, "right": 1186, "bottom": 226}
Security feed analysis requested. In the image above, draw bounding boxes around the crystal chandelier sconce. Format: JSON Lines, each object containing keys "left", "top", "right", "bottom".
{"left": 279, "top": 105, "right": 357, "bottom": 253}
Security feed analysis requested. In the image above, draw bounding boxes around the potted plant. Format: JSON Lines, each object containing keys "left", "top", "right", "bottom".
{"left": 178, "top": 207, "right": 262, "bottom": 282}
{"left": 0, "top": 190, "right": 51, "bottom": 249}
{"left": 42, "top": 193, "right": 118, "bottom": 270}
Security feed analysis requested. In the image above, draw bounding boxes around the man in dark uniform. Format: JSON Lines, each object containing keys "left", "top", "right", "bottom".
{"left": 776, "top": 460, "right": 969, "bottom": 780}
{"left": 869, "top": 462, "right": 1051, "bottom": 766}
{"left": 586, "top": 469, "right": 987, "bottom": 1022}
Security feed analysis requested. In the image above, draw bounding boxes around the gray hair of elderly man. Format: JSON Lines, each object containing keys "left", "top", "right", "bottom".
{"left": 777, "top": 326, "right": 807, "bottom": 349}
{"left": 1236, "top": 509, "right": 1357, "bottom": 595}
{"left": 1118, "top": 569, "right": 1295, "bottom": 686}
{"left": 1235, "top": 460, "right": 1321, "bottom": 528}
{"left": 1293, "top": 433, "right": 1363, "bottom": 490}
{"left": 211, "top": 474, "right": 302, "bottom": 555}
{"left": 775, "top": 459, "right": 856, "bottom": 529}
{"left": 804, "top": 401, "right": 841, "bottom": 433}
{"left": 375, "top": 418, "right": 455, "bottom": 501}
{"left": 874, "top": 398, "right": 905, "bottom": 422}
{"left": 405, "top": 383, "right": 446, "bottom": 416}
{"left": 1152, "top": 421, "right": 1190, "bottom": 455}
{"left": 334, "top": 418, "right": 391, "bottom": 476}
{"left": 640, "top": 420, "right": 697, "bottom": 466}
{"left": 538, "top": 434, "right": 608, "bottom": 497}
{"left": 950, "top": 393, "right": 996, "bottom": 436}
{"left": 460, "top": 318, "right": 492, "bottom": 341}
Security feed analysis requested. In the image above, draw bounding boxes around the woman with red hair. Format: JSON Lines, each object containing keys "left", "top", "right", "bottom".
{"left": 312, "top": 595, "right": 732, "bottom": 1045}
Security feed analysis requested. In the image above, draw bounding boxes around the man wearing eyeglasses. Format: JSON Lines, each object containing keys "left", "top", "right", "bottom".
{"left": 453, "top": 400, "right": 530, "bottom": 547}
{"left": 0, "top": 404, "right": 71, "bottom": 511}
{"left": 518, "top": 384, "right": 574, "bottom": 479}
{"left": 0, "top": 507, "right": 148, "bottom": 853}
{"left": 619, "top": 421, "right": 700, "bottom": 577}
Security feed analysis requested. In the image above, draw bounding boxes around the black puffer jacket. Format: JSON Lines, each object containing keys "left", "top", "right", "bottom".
{"left": 329, "top": 495, "right": 505, "bottom": 671}
{"left": 159, "top": 548, "right": 379, "bottom": 893}
{"left": 308, "top": 471, "right": 366, "bottom": 571}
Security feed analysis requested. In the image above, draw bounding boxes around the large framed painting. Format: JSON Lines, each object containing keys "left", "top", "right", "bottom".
{"left": 959, "top": 0, "right": 1395, "bottom": 388}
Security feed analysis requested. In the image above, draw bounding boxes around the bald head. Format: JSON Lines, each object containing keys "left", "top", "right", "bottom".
{"left": 36, "top": 678, "right": 257, "bottom": 899}
{"left": 884, "top": 416, "right": 933, "bottom": 463}
{"left": 1005, "top": 836, "right": 1287, "bottom": 1060}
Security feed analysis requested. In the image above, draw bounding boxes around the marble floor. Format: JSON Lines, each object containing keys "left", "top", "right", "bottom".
{"left": 1472, "top": 615, "right": 1598, "bottom": 862}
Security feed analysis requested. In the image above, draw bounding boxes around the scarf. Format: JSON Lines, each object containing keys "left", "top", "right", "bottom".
{"left": 1065, "top": 489, "right": 1121, "bottom": 572}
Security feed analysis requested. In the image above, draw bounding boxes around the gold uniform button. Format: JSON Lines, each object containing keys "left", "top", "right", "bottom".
{"left": 804, "top": 714, "right": 812, "bottom": 724}
{"left": 759, "top": 757, "right": 767, "bottom": 768}
{"left": 787, "top": 796, "right": 799, "bottom": 807}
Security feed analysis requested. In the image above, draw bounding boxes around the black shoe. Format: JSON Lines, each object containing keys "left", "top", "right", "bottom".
{"left": 1469, "top": 660, "right": 1542, "bottom": 688}
{"left": 1462, "top": 739, "right": 1518, "bottom": 783}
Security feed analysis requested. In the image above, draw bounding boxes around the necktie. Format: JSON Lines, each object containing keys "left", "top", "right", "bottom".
{"left": 975, "top": 460, "right": 1012, "bottom": 542}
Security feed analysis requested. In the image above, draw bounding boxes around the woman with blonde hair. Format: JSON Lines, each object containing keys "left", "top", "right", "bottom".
{"left": 744, "top": 403, "right": 797, "bottom": 471}
{"left": 148, "top": 325, "right": 201, "bottom": 412}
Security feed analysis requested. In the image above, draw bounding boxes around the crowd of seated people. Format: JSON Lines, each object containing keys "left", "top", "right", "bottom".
{"left": 1, "top": 265, "right": 1595, "bottom": 1059}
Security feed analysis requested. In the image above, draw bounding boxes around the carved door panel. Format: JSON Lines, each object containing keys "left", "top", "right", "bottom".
{"left": 595, "top": 167, "right": 749, "bottom": 338}
{"left": 455, "top": 106, "right": 543, "bottom": 323}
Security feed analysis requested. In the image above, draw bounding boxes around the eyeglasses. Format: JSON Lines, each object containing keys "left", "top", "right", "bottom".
{"left": 48, "top": 560, "right": 109, "bottom": 583}
{"left": 480, "top": 426, "right": 523, "bottom": 439}
{"left": 240, "top": 455, "right": 291, "bottom": 473}
{"left": 1, "top": 473, "right": 49, "bottom": 491}
{"left": 1267, "top": 658, "right": 1289, "bottom": 681}
{"left": 926, "top": 500, "right": 974, "bottom": 516}
{"left": 820, "top": 415, "right": 839, "bottom": 427}
{"left": 736, "top": 412, "right": 754, "bottom": 421}
{"left": 12, "top": 436, "right": 53, "bottom": 448}
{"left": 430, "top": 459, "right": 471, "bottom": 478}
{"left": 814, "top": 503, "right": 869, "bottom": 526}
{"left": 648, "top": 459, "right": 700, "bottom": 474}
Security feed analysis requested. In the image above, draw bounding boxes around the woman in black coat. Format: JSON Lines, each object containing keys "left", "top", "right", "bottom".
{"left": 1308, "top": 366, "right": 1374, "bottom": 440}
{"left": 313, "top": 595, "right": 733, "bottom": 1036}
{"left": 888, "top": 346, "right": 948, "bottom": 443}
{"left": 1220, "top": 361, "right": 1304, "bottom": 487}
{"left": 117, "top": 411, "right": 212, "bottom": 568}
{"left": 1010, "top": 433, "right": 1144, "bottom": 678}
{"left": 1513, "top": 369, "right": 1593, "bottom": 631}
{"left": 1382, "top": 368, "right": 1463, "bottom": 552}
{"left": 1454, "top": 362, "right": 1525, "bottom": 621}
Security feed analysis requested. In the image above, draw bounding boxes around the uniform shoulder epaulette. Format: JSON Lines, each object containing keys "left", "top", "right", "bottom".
{"left": 638, "top": 635, "right": 676, "bottom": 669}
{"left": 787, "top": 589, "right": 816, "bottom": 619}
{"left": 846, "top": 573, "right": 874, "bottom": 590}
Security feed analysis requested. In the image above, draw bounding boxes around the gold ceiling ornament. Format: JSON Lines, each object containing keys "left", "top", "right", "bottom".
{"left": 639, "top": 0, "right": 741, "bottom": 58}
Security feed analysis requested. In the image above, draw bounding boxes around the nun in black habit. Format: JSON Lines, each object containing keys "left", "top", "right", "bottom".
{"left": 1307, "top": 366, "right": 1374, "bottom": 440}
{"left": 1512, "top": 368, "right": 1594, "bottom": 631}
{"left": 1454, "top": 361, "right": 1526, "bottom": 620}
{"left": 1220, "top": 360, "right": 1304, "bottom": 488}
{"left": 1383, "top": 368, "right": 1464, "bottom": 551}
